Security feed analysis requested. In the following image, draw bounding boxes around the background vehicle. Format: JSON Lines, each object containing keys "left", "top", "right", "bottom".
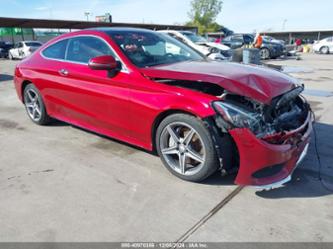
{"left": 262, "top": 35, "right": 285, "bottom": 46}
{"left": 158, "top": 30, "right": 232, "bottom": 60}
{"left": 222, "top": 34, "right": 285, "bottom": 60}
{"left": 14, "top": 28, "right": 312, "bottom": 188}
{"left": 0, "top": 41, "right": 14, "bottom": 58}
{"left": 313, "top": 37, "right": 333, "bottom": 54}
{"left": 8, "top": 41, "right": 42, "bottom": 60}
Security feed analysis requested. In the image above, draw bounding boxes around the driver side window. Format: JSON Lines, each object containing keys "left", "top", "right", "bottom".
{"left": 66, "top": 36, "right": 116, "bottom": 63}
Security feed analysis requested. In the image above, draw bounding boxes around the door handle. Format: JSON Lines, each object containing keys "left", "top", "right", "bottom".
{"left": 59, "top": 69, "right": 69, "bottom": 76}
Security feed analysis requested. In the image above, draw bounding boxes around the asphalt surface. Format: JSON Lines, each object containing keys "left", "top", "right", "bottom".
{"left": 0, "top": 53, "right": 332, "bottom": 242}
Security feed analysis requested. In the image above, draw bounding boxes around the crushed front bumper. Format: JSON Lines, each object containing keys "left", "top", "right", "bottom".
{"left": 229, "top": 111, "right": 313, "bottom": 188}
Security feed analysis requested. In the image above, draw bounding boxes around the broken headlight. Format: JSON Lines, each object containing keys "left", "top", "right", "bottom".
{"left": 213, "top": 101, "right": 262, "bottom": 134}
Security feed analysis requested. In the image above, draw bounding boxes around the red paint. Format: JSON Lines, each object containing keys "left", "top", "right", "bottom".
{"left": 14, "top": 29, "right": 311, "bottom": 186}
{"left": 88, "top": 55, "right": 118, "bottom": 70}
{"left": 230, "top": 114, "right": 312, "bottom": 186}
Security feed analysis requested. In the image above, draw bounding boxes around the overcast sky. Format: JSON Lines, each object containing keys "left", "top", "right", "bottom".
{"left": 0, "top": 0, "right": 332, "bottom": 32}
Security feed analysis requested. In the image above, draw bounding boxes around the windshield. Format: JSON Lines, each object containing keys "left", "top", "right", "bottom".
{"left": 108, "top": 30, "right": 204, "bottom": 68}
{"left": 25, "top": 42, "right": 42, "bottom": 47}
{"left": 181, "top": 32, "right": 207, "bottom": 43}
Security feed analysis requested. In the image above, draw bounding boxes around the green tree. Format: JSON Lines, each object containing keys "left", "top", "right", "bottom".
{"left": 186, "top": 0, "right": 223, "bottom": 34}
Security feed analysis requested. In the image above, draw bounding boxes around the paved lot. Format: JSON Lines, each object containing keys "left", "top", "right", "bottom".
{"left": 0, "top": 54, "right": 332, "bottom": 242}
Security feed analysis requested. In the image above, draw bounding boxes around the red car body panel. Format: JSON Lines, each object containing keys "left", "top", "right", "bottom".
{"left": 230, "top": 112, "right": 312, "bottom": 185}
{"left": 13, "top": 29, "right": 312, "bottom": 187}
{"left": 14, "top": 30, "right": 216, "bottom": 150}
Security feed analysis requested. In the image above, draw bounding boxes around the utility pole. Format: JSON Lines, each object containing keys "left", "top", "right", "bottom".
{"left": 84, "top": 12, "right": 91, "bottom": 21}
{"left": 282, "top": 19, "right": 287, "bottom": 30}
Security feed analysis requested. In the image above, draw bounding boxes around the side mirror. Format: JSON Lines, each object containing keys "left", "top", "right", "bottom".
{"left": 88, "top": 55, "right": 118, "bottom": 71}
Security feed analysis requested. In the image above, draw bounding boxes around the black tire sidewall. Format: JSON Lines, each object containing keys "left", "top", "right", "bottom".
{"left": 23, "top": 84, "right": 50, "bottom": 125}
{"left": 156, "top": 113, "right": 218, "bottom": 182}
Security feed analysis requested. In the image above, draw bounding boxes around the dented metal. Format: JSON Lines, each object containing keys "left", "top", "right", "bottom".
{"left": 149, "top": 65, "right": 312, "bottom": 186}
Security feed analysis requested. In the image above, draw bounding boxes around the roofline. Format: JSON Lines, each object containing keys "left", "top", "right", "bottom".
{"left": 206, "top": 30, "right": 333, "bottom": 35}
{"left": 262, "top": 29, "right": 333, "bottom": 34}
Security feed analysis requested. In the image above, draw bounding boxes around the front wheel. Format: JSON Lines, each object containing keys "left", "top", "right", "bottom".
{"left": 156, "top": 114, "right": 219, "bottom": 182}
{"left": 23, "top": 84, "right": 51, "bottom": 125}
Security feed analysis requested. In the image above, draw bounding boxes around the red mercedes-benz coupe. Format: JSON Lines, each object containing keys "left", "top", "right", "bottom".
{"left": 14, "top": 28, "right": 313, "bottom": 188}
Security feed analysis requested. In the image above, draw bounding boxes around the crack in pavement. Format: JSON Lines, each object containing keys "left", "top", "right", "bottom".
{"left": 173, "top": 185, "right": 244, "bottom": 244}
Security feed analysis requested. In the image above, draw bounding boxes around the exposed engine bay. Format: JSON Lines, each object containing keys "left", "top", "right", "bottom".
{"left": 154, "top": 78, "right": 225, "bottom": 96}
{"left": 215, "top": 86, "right": 309, "bottom": 141}
{"left": 154, "top": 78, "right": 309, "bottom": 145}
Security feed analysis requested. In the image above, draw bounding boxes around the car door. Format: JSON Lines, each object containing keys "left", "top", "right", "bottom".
{"left": 11, "top": 43, "right": 20, "bottom": 58}
{"left": 17, "top": 42, "right": 25, "bottom": 58}
{"left": 43, "top": 35, "right": 131, "bottom": 139}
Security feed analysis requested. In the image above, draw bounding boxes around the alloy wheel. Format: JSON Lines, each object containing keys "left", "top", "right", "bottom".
{"left": 159, "top": 122, "right": 206, "bottom": 176}
{"left": 24, "top": 88, "right": 42, "bottom": 122}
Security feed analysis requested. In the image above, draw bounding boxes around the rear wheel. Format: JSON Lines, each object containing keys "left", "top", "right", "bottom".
{"left": 260, "top": 48, "right": 271, "bottom": 60}
{"left": 23, "top": 84, "right": 51, "bottom": 125}
{"left": 156, "top": 114, "right": 219, "bottom": 182}
{"left": 320, "top": 46, "right": 329, "bottom": 54}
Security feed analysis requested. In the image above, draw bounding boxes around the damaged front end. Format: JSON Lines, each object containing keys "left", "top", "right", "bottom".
{"left": 151, "top": 75, "right": 313, "bottom": 188}
{"left": 211, "top": 85, "right": 313, "bottom": 188}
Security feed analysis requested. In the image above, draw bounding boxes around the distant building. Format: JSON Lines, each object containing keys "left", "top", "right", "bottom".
{"left": 0, "top": 16, "right": 196, "bottom": 43}
{"left": 206, "top": 29, "right": 333, "bottom": 44}
{"left": 263, "top": 29, "right": 333, "bottom": 44}
{"left": 95, "top": 13, "right": 112, "bottom": 23}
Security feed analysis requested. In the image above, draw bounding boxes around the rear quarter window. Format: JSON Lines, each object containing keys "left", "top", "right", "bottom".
{"left": 42, "top": 39, "right": 68, "bottom": 60}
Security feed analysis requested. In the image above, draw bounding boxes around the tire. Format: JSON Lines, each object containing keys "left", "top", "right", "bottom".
{"left": 260, "top": 48, "right": 271, "bottom": 60}
{"left": 156, "top": 113, "right": 219, "bottom": 182}
{"left": 320, "top": 46, "right": 329, "bottom": 54}
{"left": 23, "top": 84, "right": 51, "bottom": 125}
{"left": 8, "top": 52, "right": 13, "bottom": 60}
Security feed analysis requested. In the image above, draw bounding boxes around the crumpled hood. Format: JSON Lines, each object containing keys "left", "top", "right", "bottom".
{"left": 140, "top": 60, "right": 298, "bottom": 104}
